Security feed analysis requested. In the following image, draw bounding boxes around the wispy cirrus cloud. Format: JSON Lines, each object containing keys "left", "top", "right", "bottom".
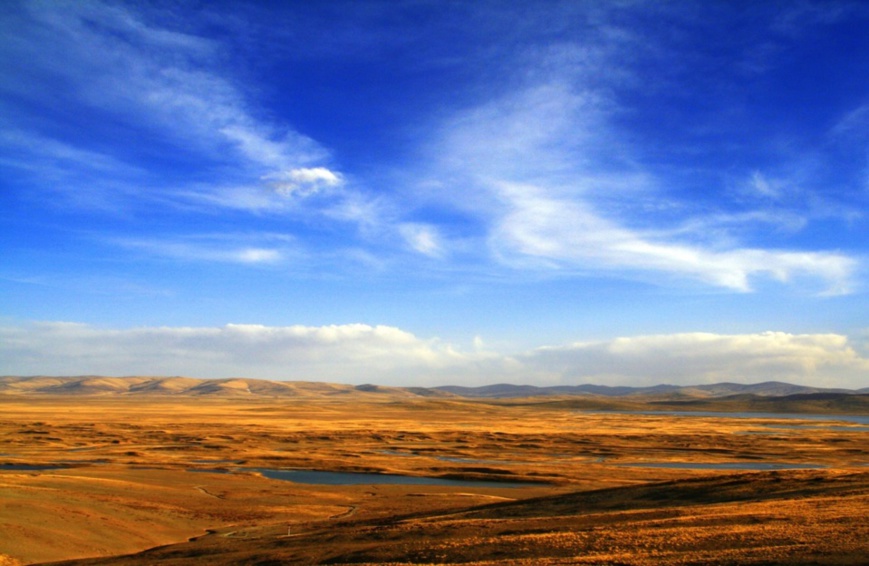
{"left": 0, "top": 1, "right": 419, "bottom": 271}
{"left": 423, "top": 38, "right": 859, "bottom": 294}
{"left": 746, "top": 171, "right": 787, "bottom": 200}
{"left": 488, "top": 180, "right": 855, "bottom": 294}
{"left": 112, "top": 233, "right": 295, "bottom": 265}
{"left": 0, "top": 128, "right": 148, "bottom": 211}
{"left": 831, "top": 103, "right": 869, "bottom": 142}
{"left": 33, "top": 2, "right": 326, "bottom": 173}
{"left": 1, "top": 1, "right": 863, "bottom": 284}
{"left": 398, "top": 223, "right": 444, "bottom": 258}
{"left": 1, "top": 1, "right": 339, "bottom": 207}
{"left": 0, "top": 129, "right": 138, "bottom": 176}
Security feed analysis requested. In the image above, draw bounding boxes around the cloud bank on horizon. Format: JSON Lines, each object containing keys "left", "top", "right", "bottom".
{"left": 2, "top": 322, "right": 868, "bottom": 389}
{"left": 1, "top": 1, "right": 867, "bottom": 387}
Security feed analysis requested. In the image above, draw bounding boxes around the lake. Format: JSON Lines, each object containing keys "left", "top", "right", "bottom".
{"left": 252, "top": 468, "right": 543, "bottom": 487}
{"left": 0, "top": 463, "right": 71, "bottom": 471}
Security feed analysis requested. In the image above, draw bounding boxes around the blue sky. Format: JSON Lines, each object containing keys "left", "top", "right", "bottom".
{"left": 1, "top": 1, "right": 868, "bottom": 387}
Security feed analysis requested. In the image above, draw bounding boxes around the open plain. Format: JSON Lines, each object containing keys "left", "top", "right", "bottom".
{"left": 1, "top": 377, "right": 868, "bottom": 565}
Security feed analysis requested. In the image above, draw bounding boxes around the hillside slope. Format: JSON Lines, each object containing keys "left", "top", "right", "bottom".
{"left": 3, "top": 376, "right": 862, "bottom": 398}
{"left": 43, "top": 469, "right": 869, "bottom": 566}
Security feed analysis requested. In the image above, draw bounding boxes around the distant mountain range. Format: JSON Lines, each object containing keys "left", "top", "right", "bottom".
{"left": 1, "top": 375, "right": 866, "bottom": 398}
{"left": 435, "top": 381, "right": 869, "bottom": 398}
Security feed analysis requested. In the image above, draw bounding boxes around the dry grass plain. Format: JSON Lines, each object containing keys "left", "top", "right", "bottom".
{"left": 1, "top": 382, "right": 867, "bottom": 565}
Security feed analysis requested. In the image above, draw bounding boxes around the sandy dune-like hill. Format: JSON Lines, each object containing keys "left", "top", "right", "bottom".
{"left": 127, "top": 376, "right": 204, "bottom": 394}
{"left": 0, "top": 377, "right": 865, "bottom": 413}
{"left": 0, "top": 376, "right": 454, "bottom": 399}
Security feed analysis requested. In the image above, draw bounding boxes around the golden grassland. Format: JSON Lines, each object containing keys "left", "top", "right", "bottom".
{"left": 1, "top": 390, "right": 867, "bottom": 565}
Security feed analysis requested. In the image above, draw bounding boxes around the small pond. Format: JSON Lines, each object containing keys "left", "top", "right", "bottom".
{"left": 253, "top": 468, "right": 542, "bottom": 487}
{"left": 0, "top": 463, "right": 71, "bottom": 471}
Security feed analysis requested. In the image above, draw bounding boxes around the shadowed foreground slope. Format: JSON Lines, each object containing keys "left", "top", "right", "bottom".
{"left": 45, "top": 469, "right": 869, "bottom": 566}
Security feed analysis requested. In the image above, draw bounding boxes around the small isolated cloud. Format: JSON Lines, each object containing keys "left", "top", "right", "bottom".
{"left": 524, "top": 332, "right": 869, "bottom": 388}
{"left": 831, "top": 103, "right": 869, "bottom": 141}
{"left": 748, "top": 171, "right": 785, "bottom": 200}
{"left": 115, "top": 237, "right": 285, "bottom": 265}
{"left": 231, "top": 248, "right": 283, "bottom": 264}
{"left": 399, "top": 223, "right": 444, "bottom": 257}
{"left": 263, "top": 167, "right": 344, "bottom": 197}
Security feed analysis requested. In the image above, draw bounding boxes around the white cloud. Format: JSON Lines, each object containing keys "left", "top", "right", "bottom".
{"left": 0, "top": 322, "right": 472, "bottom": 384}
{"left": 831, "top": 103, "right": 869, "bottom": 141}
{"left": 0, "top": 129, "right": 147, "bottom": 211}
{"left": 0, "top": 130, "right": 137, "bottom": 175}
{"left": 438, "top": 82, "right": 612, "bottom": 185}
{"left": 179, "top": 185, "right": 289, "bottom": 213}
{"left": 399, "top": 223, "right": 444, "bottom": 257}
{"left": 748, "top": 171, "right": 785, "bottom": 200}
{"left": 263, "top": 167, "right": 344, "bottom": 196}
{"left": 6, "top": 2, "right": 334, "bottom": 193}
{"left": 325, "top": 192, "right": 388, "bottom": 228}
{"left": 487, "top": 181, "right": 855, "bottom": 294}
{"left": 2, "top": 323, "right": 867, "bottom": 389}
{"left": 115, "top": 237, "right": 286, "bottom": 265}
{"left": 232, "top": 248, "right": 283, "bottom": 264}
{"left": 427, "top": 46, "right": 858, "bottom": 294}
{"left": 3, "top": 3, "right": 395, "bottom": 242}
{"left": 523, "top": 332, "right": 869, "bottom": 388}
{"left": 666, "top": 211, "right": 809, "bottom": 239}
{"left": 3, "top": 2, "right": 862, "bottom": 292}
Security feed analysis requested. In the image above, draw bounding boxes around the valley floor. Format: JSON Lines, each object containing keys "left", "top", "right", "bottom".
{"left": 1, "top": 393, "right": 867, "bottom": 565}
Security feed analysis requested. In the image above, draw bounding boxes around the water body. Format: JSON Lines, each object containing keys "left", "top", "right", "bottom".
{"left": 0, "top": 463, "right": 71, "bottom": 471}
{"left": 253, "top": 468, "right": 542, "bottom": 487}
{"left": 590, "top": 410, "right": 869, "bottom": 425}
{"left": 616, "top": 462, "right": 825, "bottom": 470}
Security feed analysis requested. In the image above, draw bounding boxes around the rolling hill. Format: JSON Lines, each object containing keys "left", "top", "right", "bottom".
{"left": 0, "top": 376, "right": 864, "bottom": 401}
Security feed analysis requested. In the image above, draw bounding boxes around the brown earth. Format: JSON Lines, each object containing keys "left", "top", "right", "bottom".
{"left": 1, "top": 384, "right": 867, "bottom": 565}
